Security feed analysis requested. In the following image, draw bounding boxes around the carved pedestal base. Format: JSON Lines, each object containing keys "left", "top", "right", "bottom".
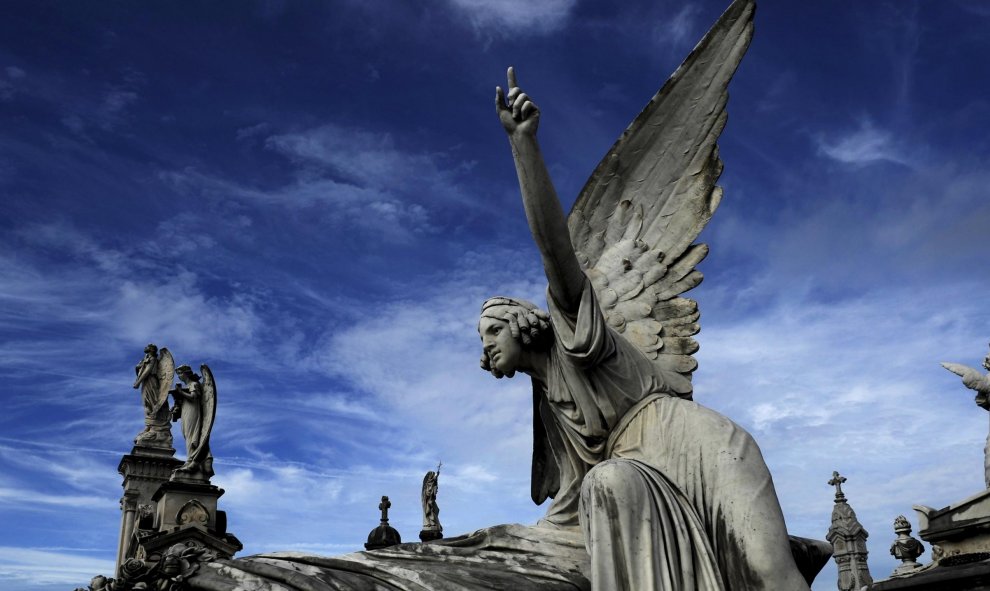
{"left": 916, "top": 489, "right": 990, "bottom": 562}
{"left": 419, "top": 528, "right": 443, "bottom": 542}
{"left": 116, "top": 449, "right": 183, "bottom": 576}
{"left": 139, "top": 479, "right": 241, "bottom": 560}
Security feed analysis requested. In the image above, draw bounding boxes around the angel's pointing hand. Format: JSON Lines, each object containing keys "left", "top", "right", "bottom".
{"left": 496, "top": 66, "right": 539, "bottom": 137}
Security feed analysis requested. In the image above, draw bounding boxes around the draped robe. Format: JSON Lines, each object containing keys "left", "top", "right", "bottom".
{"left": 531, "top": 280, "right": 809, "bottom": 590}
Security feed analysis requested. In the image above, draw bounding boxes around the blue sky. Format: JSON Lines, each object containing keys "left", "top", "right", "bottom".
{"left": 1, "top": 1, "right": 989, "bottom": 589}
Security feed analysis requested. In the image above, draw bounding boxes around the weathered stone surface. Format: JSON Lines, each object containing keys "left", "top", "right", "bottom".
{"left": 871, "top": 559, "right": 990, "bottom": 590}
{"left": 192, "top": 524, "right": 591, "bottom": 591}
{"left": 916, "top": 489, "right": 990, "bottom": 559}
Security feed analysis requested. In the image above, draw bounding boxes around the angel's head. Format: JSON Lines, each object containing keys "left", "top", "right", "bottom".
{"left": 478, "top": 296, "right": 552, "bottom": 379}
{"left": 176, "top": 365, "right": 200, "bottom": 384}
{"left": 144, "top": 343, "right": 158, "bottom": 356}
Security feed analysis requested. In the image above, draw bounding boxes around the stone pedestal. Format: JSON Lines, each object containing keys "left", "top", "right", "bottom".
{"left": 419, "top": 528, "right": 442, "bottom": 542}
{"left": 871, "top": 491, "right": 990, "bottom": 589}
{"left": 871, "top": 560, "right": 990, "bottom": 590}
{"left": 116, "top": 446, "right": 183, "bottom": 576}
{"left": 915, "top": 489, "right": 990, "bottom": 561}
{"left": 138, "top": 479, "right": 242, "bottom": 561}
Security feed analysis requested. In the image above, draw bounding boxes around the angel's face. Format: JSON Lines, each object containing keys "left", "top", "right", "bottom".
{"left": 479, "top": 316, "right": 522, "bottom": 378}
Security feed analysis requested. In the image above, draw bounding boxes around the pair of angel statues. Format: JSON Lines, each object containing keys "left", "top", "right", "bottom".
{"left": 132, "top": 343, "right": 215, "bottom": 482}
{"left": 155, "top": 2, "right": 830, "bottom": 588}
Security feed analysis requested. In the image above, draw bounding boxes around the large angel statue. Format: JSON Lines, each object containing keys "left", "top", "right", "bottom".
{"left": 124, "top": 3, "right": 830, "bottom": 589}
{"left": 170, "top": 364, "right": 216, "bottom": 482}
{"left": 479, "top": 28, "right": 810, "bottom": 591}
{"left": 942, "top": 345, "right": 990, "bottom": 487}
{"left": 132, "top": 344, "right": 174, "bottom": 449}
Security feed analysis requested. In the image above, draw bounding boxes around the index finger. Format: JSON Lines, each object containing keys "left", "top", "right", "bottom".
{"left": 507, "top": 66, "right": 518, "bottom": 90}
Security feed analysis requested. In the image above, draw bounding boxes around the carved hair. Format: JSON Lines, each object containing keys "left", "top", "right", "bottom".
{"left": 478, "top": 296, "right": 553, "bottom": 378}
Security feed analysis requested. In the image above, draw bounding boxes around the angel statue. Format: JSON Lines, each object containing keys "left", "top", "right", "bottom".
{"left": 942, "top": 344, "right": 990, "bottom": 487}
{"left": 113, "top": 3, "right": 829, "bottom": 588}
{"left": 132, "top": 344, "right": 174, "bottom": 449}
{"left": 420, "top": 462, "right": 442, "bottom": 541}
{"left": 169, "top": 364, "right": 216, "bottom": 482}
{"left": 481, "top": 27, "right": 811, "bottom": 591}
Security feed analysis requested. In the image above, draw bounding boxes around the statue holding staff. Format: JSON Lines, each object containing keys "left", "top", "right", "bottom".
{"left": 420, "top": 462, "right": 442, "bottom": 541}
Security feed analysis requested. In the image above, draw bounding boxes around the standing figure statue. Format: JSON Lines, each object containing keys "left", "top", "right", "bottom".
{"left": 132, "top": 344, "right": 174, "bottom": 449}
{"left": 482, "top": 9, "right": 811, "bottom": 584}
{"left": 170, "top": 364, "right": 216, "bottom": 482}
{"left": 420, "top": 462, "right": 443, "bottom": 541}
{"left": 942, "top": 344, "right": 990, "bottom": 487}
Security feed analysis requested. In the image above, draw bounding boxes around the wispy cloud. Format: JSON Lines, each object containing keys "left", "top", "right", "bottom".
{"left": 816, "top": 118, "right": 911, "bottom": 166}
{"left": 0, "top": 547, "right": 115, "bottom": 588}
{"left": 653, "top": 3, "right": 700, "bottom": 49}
{"left": 445, "top": 0, "right": 577, "bottom": 36}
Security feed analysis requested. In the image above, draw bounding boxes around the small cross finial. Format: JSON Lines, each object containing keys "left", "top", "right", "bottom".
{"left": 378, "top": 495, "right": 391, "bottom": 523}
{"left": 828, "top": 470, "right": 847, "bottom": 501}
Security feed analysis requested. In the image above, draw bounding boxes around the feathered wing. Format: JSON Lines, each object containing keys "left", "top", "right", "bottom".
{"left": 155, "top": 348, "right": 175, "bottom": 414}
{"left": 198, "top": 364, "right": 218, "bottom": 457}
{"left": 567, "top": 0, "right": 755, "bottom": 399}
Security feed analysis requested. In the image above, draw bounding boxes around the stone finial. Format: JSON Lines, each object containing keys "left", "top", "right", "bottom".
{"left": 826, "top": 472, "right": 873, "bottom": 591}
{"left": 889, "top": 515, "right": 924, "bottom": 576}
{"left": 829, "top": 471, "right": 848, "bottom": 502}
{"left": 366, "top": 495, "right": 401, "bottom": 550}
{"left": 379, "top": 495, "right": 391, "bottom": 523}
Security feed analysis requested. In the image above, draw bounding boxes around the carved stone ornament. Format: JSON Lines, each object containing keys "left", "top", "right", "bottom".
{"left": 93, "top": 542, "right": 217, "bottom": 591}
{"left": 889, "top": 515, "right": 924, "bottom": 576}
{"left": 175, "top": 499, "right": 210, "bottom": 527}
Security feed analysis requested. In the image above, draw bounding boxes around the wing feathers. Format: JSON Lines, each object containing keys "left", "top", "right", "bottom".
{"left": 565, "top": 0, "right": 755, "bottom": 398}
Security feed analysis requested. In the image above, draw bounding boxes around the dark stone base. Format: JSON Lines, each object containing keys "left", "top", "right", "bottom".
{"left": 419, "top": 528, "right": 443, "bottom": 542}
{"left": 872, "top": 559, "right": 990, "bottom": 590}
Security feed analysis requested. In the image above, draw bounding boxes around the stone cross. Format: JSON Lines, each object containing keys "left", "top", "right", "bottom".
{"left": 829, "top": 471, "right": 847, "bottom": 501}
{"left": 379, "top": 495, "right": 391, "bottom": 523}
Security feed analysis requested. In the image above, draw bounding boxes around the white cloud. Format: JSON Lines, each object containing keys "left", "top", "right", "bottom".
{"left": 0, "top": 487, "right": 114, "bottom": 510}
{"left": 653, "top": 3, "right": 699, "bottom": 48}
{"left": 0, "top": 547, "right": 115, "bottom": 588}
{"left": 446, "top": 0, "right": 577, "bottom": 35}
{"left": 816, "top": 119, "right": 910, "bottom": 166}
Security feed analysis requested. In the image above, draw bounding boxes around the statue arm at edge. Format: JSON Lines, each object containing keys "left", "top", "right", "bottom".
{"left": 496, "top": 67, "right": 585, "bottom": 313}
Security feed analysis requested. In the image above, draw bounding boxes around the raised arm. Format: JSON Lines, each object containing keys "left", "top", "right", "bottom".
{"left": 496, "top": 67, "right": 584, "bottom": 312}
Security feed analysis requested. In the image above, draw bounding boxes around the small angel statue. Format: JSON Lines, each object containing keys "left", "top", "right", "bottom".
{"left": 169, "top": 364, "right": 216, "bottom": 482}
{"left": 942, "top": 344, "right": 990, "bottom": 487}
{"left": 481, "top": 23, "right": 811, "bottom": 584}
{"left": 132, "top": 344, "right": 174, "bottom": 449}
{"left": 420, "top": 462, "right": 442, "bottom": 541}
